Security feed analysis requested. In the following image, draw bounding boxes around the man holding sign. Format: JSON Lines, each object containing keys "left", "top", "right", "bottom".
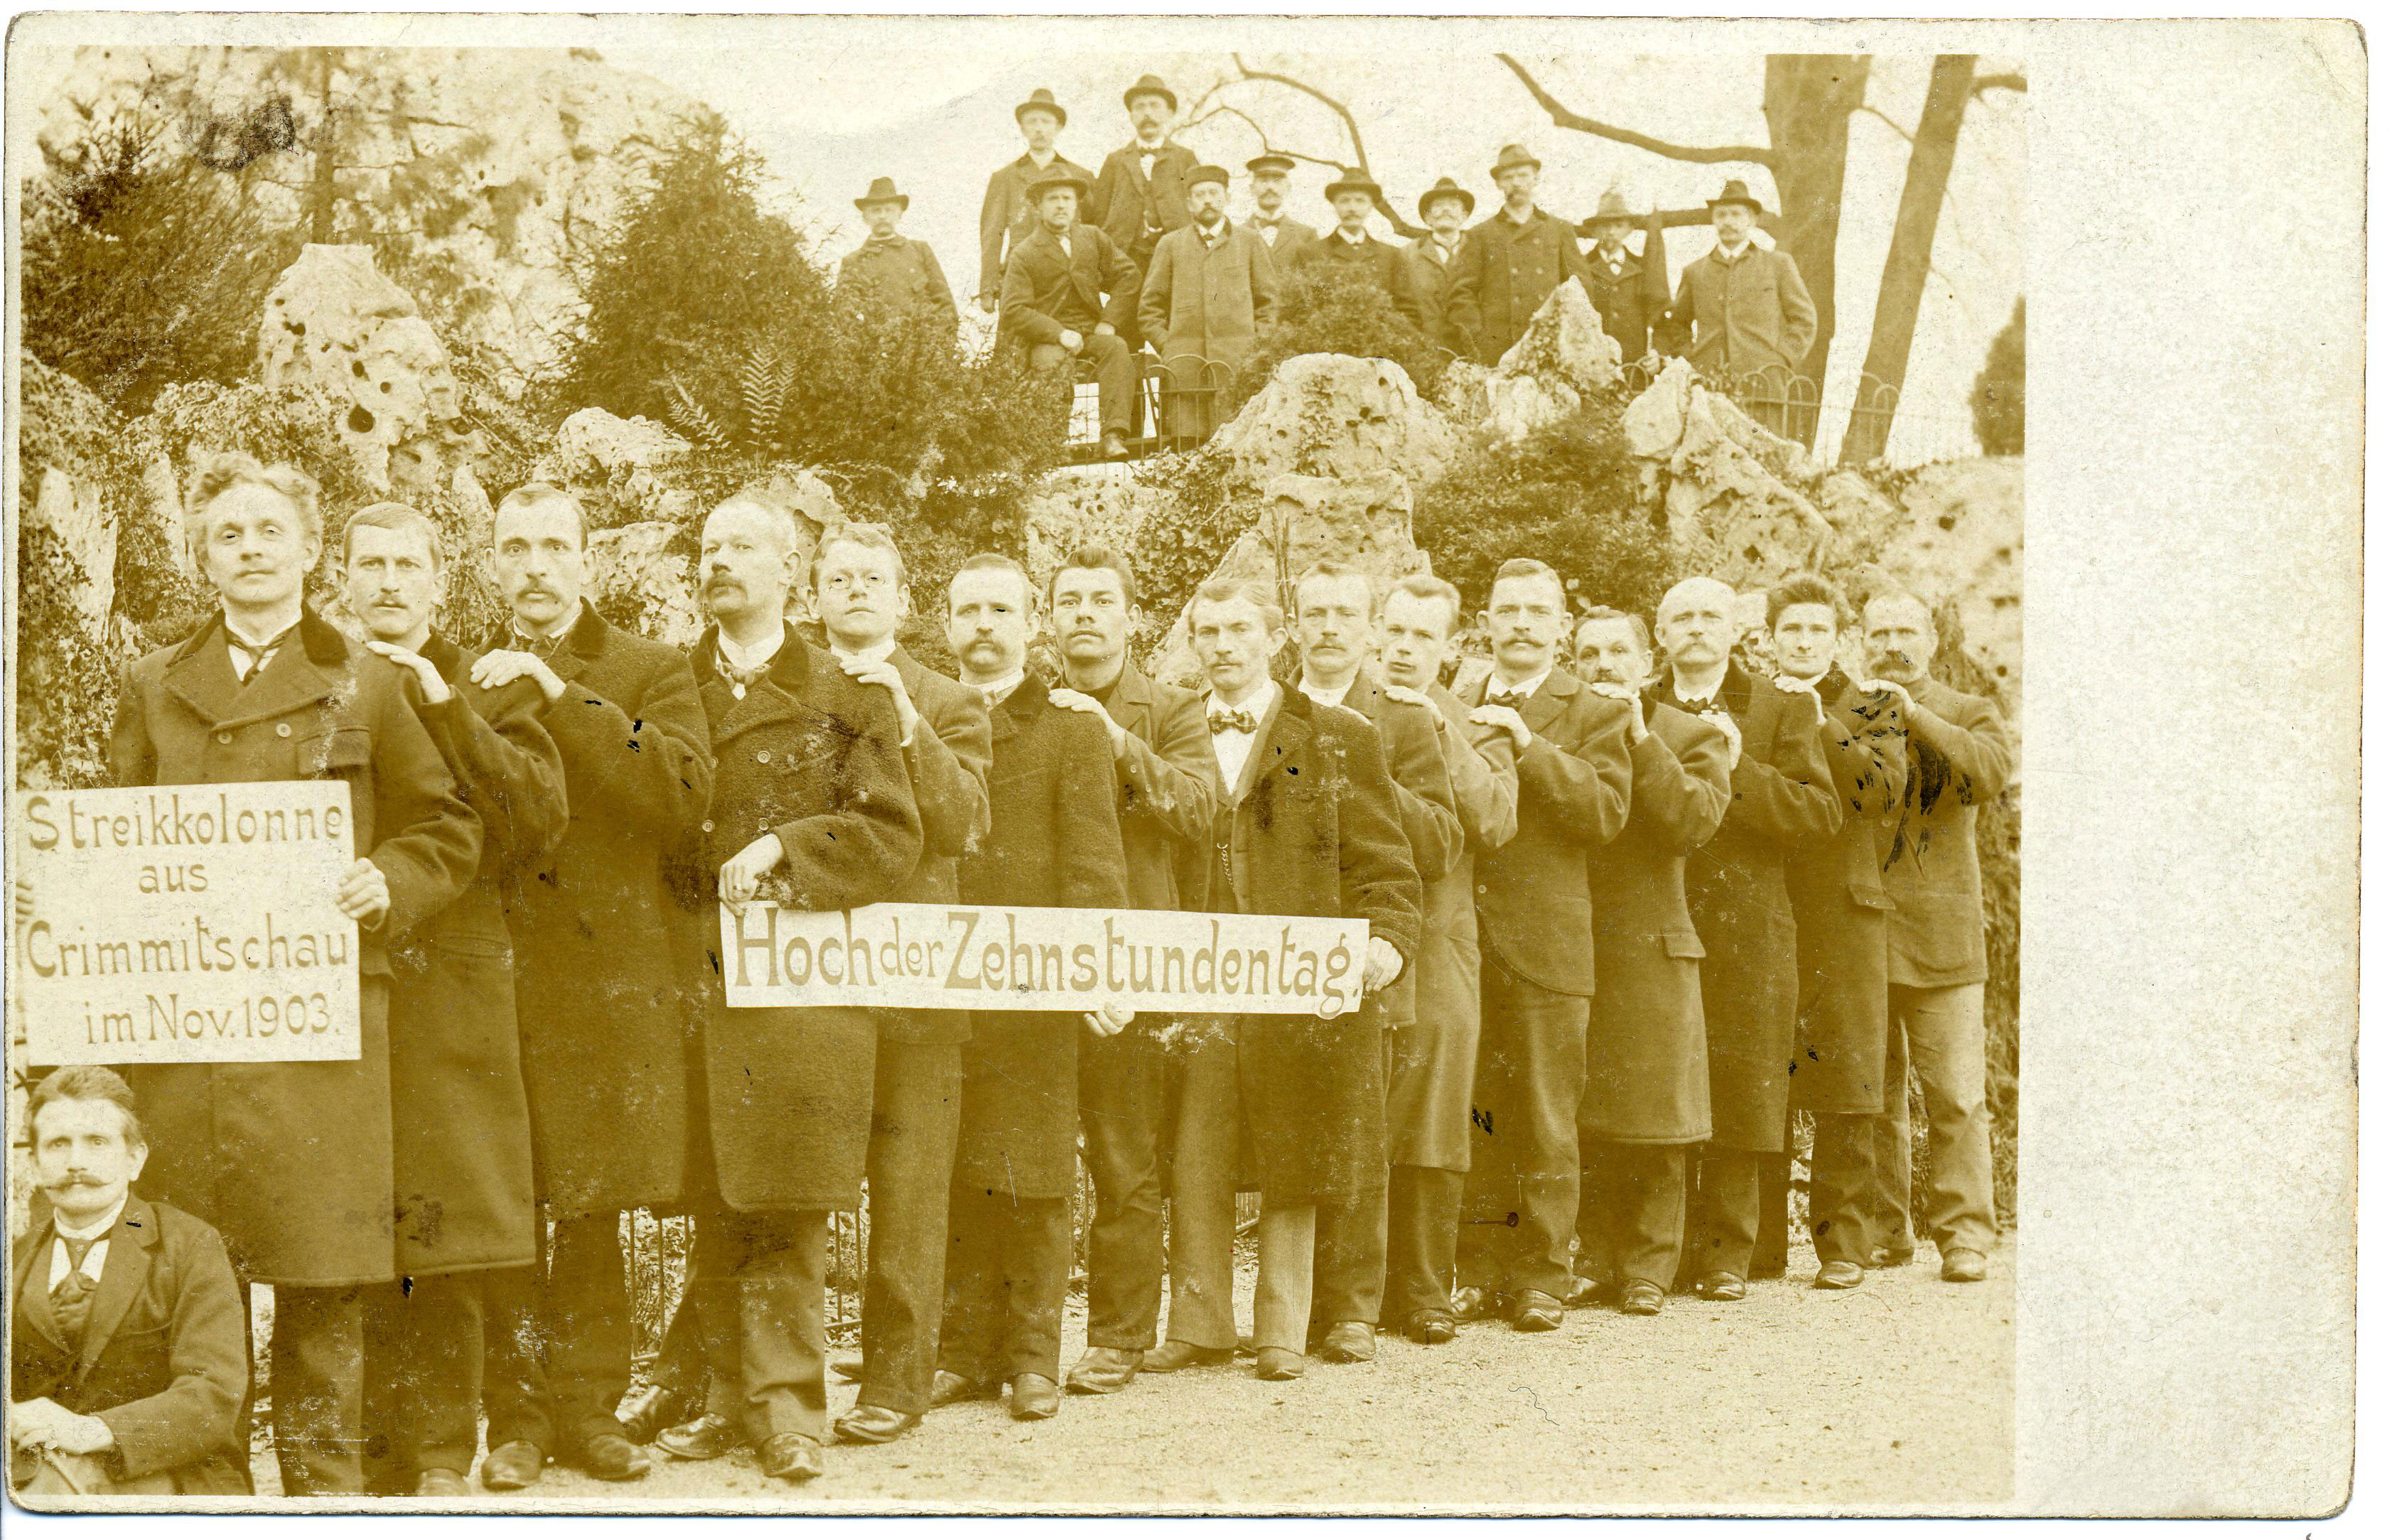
{"left": 97, "top": 454, "right": 481, "bottom": 1494}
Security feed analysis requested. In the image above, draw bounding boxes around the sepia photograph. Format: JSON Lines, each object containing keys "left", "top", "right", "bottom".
{"left": 0, "top": 9, "right": 2361, "bottom": 1522}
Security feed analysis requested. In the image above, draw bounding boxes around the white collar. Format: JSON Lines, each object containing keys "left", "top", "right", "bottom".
{"left": 223, "top": 608, "right": 302, "bottom": 649}
{"left": 1210, "top": 677, "right": 1279, "bottom": 728}
{"left": 1298, "top": 673, "right": 1357, "bottom": 708}
{"left": 55, "top": 1197, "right": 126, "bottom": 1243}
{"left": 1672, "top": 663, "right": 1730, "bottom": 702}
{"left": 513, "top": 603, "right": 581, "bottom": 645}
{"left": 970, "top": 669, "right": 1025, "bottom": 707}
{"left": 1335, "top": 226, "right": 1368, "bottom": 245}
{"left": 829, "top": 634, "right": 898, "bottom": 665}
{"left": 1713, "top": 229, "right": 1775, "bottom": 259}
{"left": 717, "top": 625, "right": 785, "bottom": 673}
{"left": 1489, "top": 664, "right": 1552, "bottom": 700}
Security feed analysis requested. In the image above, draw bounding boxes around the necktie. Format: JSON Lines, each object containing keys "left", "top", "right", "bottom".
{"left": 1489, "top": 686, "right": 1533, "bottom": 709}
{"left": 720, "top": 655, "right": 767, "bottom": 697}
{"left": 1207, "top": 707, "right": 1257, "bottom": 736}
{"left": 227, "top": 621, "right": 298, "bottom": 682}
{"left": 51, "top": 1232, "right": 99, "bottom": 1347}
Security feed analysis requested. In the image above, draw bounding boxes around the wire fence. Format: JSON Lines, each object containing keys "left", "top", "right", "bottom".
{"left": 1716, "top": 365, "right": 1985, "bottom": 472}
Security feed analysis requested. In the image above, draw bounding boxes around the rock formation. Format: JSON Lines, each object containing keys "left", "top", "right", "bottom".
{"left": 1021, "top": 463, "right": 1163, "bottom": 596}
{"left": 584, "top": 521, "right": 702, "bottom": 650}
{"left": 1450, "top": 279, "right": 1624, "bottom": 443}
{"left": 539, "top": 407, "right": 699, "bottom": 529}
{"left": 1622, "top": 357, "right": 1833, "bottom": 592}
{"left": 1213, "top": 354, "right": 1459, "bottom": 498}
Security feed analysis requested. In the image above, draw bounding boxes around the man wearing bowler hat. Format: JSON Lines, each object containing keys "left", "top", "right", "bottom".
{"left": 1242, "top": 153, "right": 1319, "bottom": 279}
{"left": 999, "top": 168, "right": 1143, "bottom": 461}
{"left": 1093, "top": 73, "right": 1200, "bottom": 277}
{"left": 1138, "top": 163, "right": 1279, "bottom": 441}
{"left": 1402, "top": 178, "right": 1477, "bottom": 358}
{"left": 838, "top": 177, "right": 959, "bottom": 331}
{"left": 1444, "top": 143, "right": 1589, "bottom": 366}
{"left": 1578, "top": 190, "right": 1668, "bottom": 366}
{"left": 977, "top": 88, "right": 1092, "bottom": 317}
{"left": 1664, "top": 179, "right": 1816, "bottom": 380}
{"left": 1305, "top": 168, "right": 1423, "bottom": 330}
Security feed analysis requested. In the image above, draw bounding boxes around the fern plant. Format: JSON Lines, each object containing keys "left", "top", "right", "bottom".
{"left": 661, "top": 335, "right": 795, "bottom": 454}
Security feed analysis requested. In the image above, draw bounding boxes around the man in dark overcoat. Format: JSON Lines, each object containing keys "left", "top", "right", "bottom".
{"left": 1000, "top": 171, "right": 1143, "bottom": 461}
{"left": 102, "top": 454, "right": 481, "bottom": 1495}
{"left": 836, "top": 178, "right": 959, "bottom": 332}
{"left": 930, "top": 555, "right": 1131, "bottom": 1421}
{"left": 1043, "top": 548, "right": 1219, "bottom": 1394}
{"left": 1570, "top": 612, "right": 1731, "bottom": 1315}
{"left": 1860, "top": 592, "right": 2013, "bottom": 1286}
{"left": 1092, "top": 73, "right": 1198, "bottom": 276}
{"left": 1371, "top": 575, "right": 1519, "bottom": 1344}
{"left": 1443, "top": 144, "right": 1590, "bottom": 366}
{"left": 1578, "top": 191, "right": 1665, "bottom": 365}
{"left": 1143, "top": 578, "right": 1418, "bottom": 1383}
{"left": 650, "top": 495, "right": 922, "bottom": 1482}
{"left": 1304, "top": 169, "right": 1425, "bottom": 330}
{"left": 1240, "top": 153, "right": 1319, "bottom": 279}
{"left": 341, "top": 501, "right": 567, "bottom": 1495}
{"left": 1401, "top": 178, "right": 1477, "bottom": 359}
{"left": 976, "top": 87, "right": 1091, "bottom": 316}
{"left": 1649, "top": 576, "right": 1841, "bottom": 1301}
{"left": 1138, "top": 164, "right": 1280, "bottom": 441}
{"left": 1451, "top": 559, "right": 1635, "bottom": 1333}
{"left": 1765, "top": 576, "right": 1908, "bottom": 1290}
{"left": 471, "top": 481, "right": 713, "bottom": 1489}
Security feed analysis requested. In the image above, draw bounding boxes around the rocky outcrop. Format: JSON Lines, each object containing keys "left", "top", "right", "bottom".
{"left": 584, "top": 520, "right": 702, "bottom": 649}
{"left": 1455, "top": 280, "right": 1623, "bottom": 443}
{"left": 18, "top": 358, "right": 129, "bottom": 635}
{"left": 1021, "top": 462, "right": 1165, "bottom": 595}
{"left": 1625, "top": 358, "right": 1833, "bottom": 592}
{"left": 1215, "top": 354, "right": 1459, "bottom": 499}
{"left": 1873, "top": 456, "right": 2023, "bottom": 714}
{"left": 538, "top": 408, "right": 698, "bottom": 529}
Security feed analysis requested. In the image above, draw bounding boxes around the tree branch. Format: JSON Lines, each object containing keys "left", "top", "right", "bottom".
{"left": 1199, "top": 57, "right": 1426, "bottom": 236}
{"left": 1858, "top": 105, "right": 1915, "bottom": 144}
{"left": 1495, "top": 53, "right": 1778, "bottom": 167}
{"left": 1970, "top": 71, "right": 2027, "bottom": 97}
{"left": 1185, "top": 104, "right": 1346, "bottom": 171}
{"left": 1230, "top": 53, "right": 1377, "bottom": 172}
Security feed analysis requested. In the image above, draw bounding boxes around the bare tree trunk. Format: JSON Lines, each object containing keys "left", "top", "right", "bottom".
{"left": 1841, "top": 55, "right": 1977, "bottom": 464}
{"left": 306, "top": 49, "right": 338, "bottom": 244}
{"left": 1758, "top": 55, "right": 1871, "bottom": 409}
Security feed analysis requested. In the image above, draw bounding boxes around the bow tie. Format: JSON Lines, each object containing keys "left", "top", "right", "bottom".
{"left": 1488, "top": 686, "right": 1536, "bottom": 708}
{"left": 720, "top": 658, "right": 768, "bottom": 691}
{"left": 1207, "top": 707, "right": 1258, "bottom": 736}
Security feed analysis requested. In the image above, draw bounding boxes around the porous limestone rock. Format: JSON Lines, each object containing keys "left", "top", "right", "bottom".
{"left": 18, "top": 358, "right": 128, "bottom": 633}
{"left": 539, "top": 408, "right": 697, "bottom": 529}
{"left": 584, "top": 519, "right": 701, "bottom": 649}
{"left": 1455, "top": 280, "right": 1623, "bottom": 443}
{"left": 1020, "top": 462, "right": 1164, "bottom": 593}
{"left": 1215, "top": 354, "right": 1459, "bottom": 497}
{"left": 1872, "top": 456, "right": 2024, "bottom": 714}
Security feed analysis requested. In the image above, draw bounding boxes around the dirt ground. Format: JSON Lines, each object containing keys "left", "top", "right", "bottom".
{"left": 254, "top": 1237, "right": 2013, "bottom": 1512}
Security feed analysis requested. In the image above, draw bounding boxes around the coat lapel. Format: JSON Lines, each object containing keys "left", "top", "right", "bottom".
{"left": 1104, "top": 664, "right": 1155, "bottom": 743}
{"left": 1516, "top": 668, "right": 1576, "bottom": 738}
{"left": 696, "top": 623, "right": 814, "bottom": 745}
{"left": 75, "top": 1197, "right": 161, "bottom": 1380}
{"left": 1232, "top": 685, "right": 1298, "bottom": 806}
{"left": 14, "top": 1212, "right": 67, "bottom": 1355}
{"left": 162, "top": 616, "right": 244, "bottom": 727}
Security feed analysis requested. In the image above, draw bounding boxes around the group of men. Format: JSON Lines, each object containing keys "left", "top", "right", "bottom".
{"left": 839, "top": 72, "right": 1821, "bottom": 456}
{"left": 9, "top": 438, "right": 2010, "bottom": 1499}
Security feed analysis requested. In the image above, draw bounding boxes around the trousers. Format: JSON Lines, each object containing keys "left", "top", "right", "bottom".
{"left": 1809, "top": 1113, "right": 1880, "bottom": 1266}
{"left": 1161, "top": 1020, "right": 1239, "bottom": 1351}
{"left": 1458, "top": 962, "right": 1588, "bottom": 1298}
{"left": 1030, "top": 333, "right": 1136, "bottom": 438}
{"left": 857, "top": 1041, "right": 962, "bottom": 1415}
{"left": 939, "top": 1188, "right": 1075, "bottom": 1384}
{"left": 483, "top": 1211, "right": 632, "bottom": 1453}
{"left": 1078, "top": 1027, "right": 1167, "bottom": 1350}
{"left": 1381, "top": 1165, "right": 1466, "bottom": 1322}
{"left": 1689, "top": 1148, "right": 1762, "bottom": 1283}
{"left": 691, "top": 1206, "right": 829, "bottom": 1445}
{"left": 362, "top": 1270, "right": 521, "bottom": 1488}
{"left": 268, "top": 1283, "right": 366, "bottom": 1495}
{"left": 1576, "top": 1142, "right": 1690, "bottom": 1292}
{"left": 1308, "top": 1170, "right": 1390, "bottom": 1337}
{"left": 1253, "top": 1206, "right": 1317, "bottom": 1355}
{"left": 1874, "top": 981, "right": 1998, "bottom": 1256}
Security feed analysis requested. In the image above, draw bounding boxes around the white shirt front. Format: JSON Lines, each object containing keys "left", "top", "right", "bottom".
{"left": 224, "top": 612, "right": 300, "bottom": 683}
{"left": 1298, "top": 677, "right": 1354, "bottom": 710}
{"left": 828, "top": 635, "right": 898, "bottom": 666}
{"left": 1335, "top": 227, "right": 1367, "bottom": 246}
{"left": 715, "top": 627, "right": 785, "bottom": 699}
{"left": 1207, "top": 679, "right": 1281, "bottom": 795}
{"left": 971, "top": 670, "right": 1025, "bottom": 709}
{"left": 48, "top": 1198, "right": 124, "bottom": 1291}
{"left": 1486, "top": 665, "right": 1552, "bottom": 705}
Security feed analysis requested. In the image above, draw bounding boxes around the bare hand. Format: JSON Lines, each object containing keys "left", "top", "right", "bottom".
{"left": 1363, "top": 937, "right": 1405, "bottom": 993}
{"left": 1467, "top": 704, "right": 1532, "bottom": 752}
{"left": 977, "top": 295, "right": 998, "bottom": 316}
{"left": 1093, "top": 322, "right": 1116, "bottom": 338}
{"left": 1588, "top": 680, "right": 1647, "bottom": 740}
{"left": 1771, "top": 671, "right": 1825, "bottom": 722}
{"left": 470, "top": 649, "right": 566, "bottom": 704}
{"left": 1380, "top": 683, "right": 1435, "bottom": 713}
{"left": 1858, "top": 679, "right": 1917, "bottom": 719}
{"left": 1083, "top": 1000, "right": 1138, "bottom": 1038}
{"left": 334, "top": 858, "right": 391, "bottom": 928}
{"left": 1057, "top": 328, "right": 1085, "bottom": 355}
{"left": 836, "top": 653, "right": 922, "bottom": 743}
{"left": 718, "top": 833, "right": 785, "bottom": 906}
{"left": 1047, "top": 688, "right": 1129, "bottom": 755}
{"left": 364, "top": 639, "right": 452, "bottom": 705}
{"left": 1698, "top": 708, "right": 1743, "bottom": 762}
{"left": 46, "top": 1410, "right": 116, "bottom": 1455}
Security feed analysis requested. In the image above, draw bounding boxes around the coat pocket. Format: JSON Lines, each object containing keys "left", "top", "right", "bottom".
{"left": 1660, "top": 932, "right": 1707, "bottom": 960}
{"left": 297, "top": 725, "right": 373, "bottom": 779}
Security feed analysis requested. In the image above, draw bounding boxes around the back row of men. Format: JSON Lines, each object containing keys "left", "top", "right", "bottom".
{"left": 9, "top": 456, "right": 2005, "bottom": 1499}
{"left": 839, "top": 72, "right": 1817, "bottom": 456}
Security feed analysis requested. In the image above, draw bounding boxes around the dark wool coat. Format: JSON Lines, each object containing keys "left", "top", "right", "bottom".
{"left": 672, "top": 625, "right": 923, "bottom": 1212}
{"left": 1096, "top": 663, "right": 1217, "bottom": 915}
{"left": 1581, "top": 241, "right": 1660, "bottom": 363}
{"left": 1138, "top": 221, "right": 1281, "bottom": 438}
{"left": 978, "top": 152, "right": 1094, "bottom": 302}
{"left": 113, "top": 608, "right": 482, "bottom": 1286}
{"left": 1243, "top": 213, "right": 1320, "bottom": 278}
{"left": 1304, "top": 231, "right": 1427, "bottom": 330}
{"left": 1211, "top": 687, "right": 1420, "bottom": 1205}
{"left": 1785, "top": 672, "right": 1909, "bottom": 1114}
{"left": 1386, "top": 682, "right": 1518, "bottom": 1173}
{"left": 1666, "top": 239, "right": 1818, "bottom": 378}
{"left": 1401, "top": 235, "right": 1474, "bottom": 358}
{"left": 1323, "top": 674, "right": 1461, "bottom": 1033}
{"left": 875, "top": 644, "right": 992, "bottom": 1047}
{"left": 998, "top": 221, "right": 1141, "bottom": 354}
{"left": 382, "top": 632, "right": 568, "bottom": 1274}
{"left": 1463, "top": 667, "right": 1637, "bottom": 998}
{"left": 836, "top": 236, "right": 959, "bottom": 330}
{"left": 1443, "top": 208, "right": 1591, "bottom": 366}
{"left": 1092, "top": 140, "right": 1200, "bottom": 270}
{"left": 1878, "top": 676, "right": 2013, "bottom": 991}
{"left": 953, "top": 675, "right": 1131, "bottom": 1198}
{"left": 11, "top": 1198, "right": 251, "bottom": 1495}
{"left": 1583, "top": 704, "right": 1731, "bottom": 1145}
{"left": 496, "top": 602, "right": 713, "bottom": 1217}
{"left": 1653, "top": 664, "right": 1841, "bottom": 1151}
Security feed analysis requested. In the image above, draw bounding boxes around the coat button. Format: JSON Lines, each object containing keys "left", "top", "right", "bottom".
{"left": 1476, "top": 884, "right": 1489, "bottom": 895}
{"left": 215, "top": 731, "right": 232, "bottom": 745}
{"left": 275, "top": 723, "right": 293, "bottom": 738}
{"left": 701, "top": 819, "right": 714, "bottom": 834}
{"left": 756, "top": 749, "right": 772, "bottom": 763}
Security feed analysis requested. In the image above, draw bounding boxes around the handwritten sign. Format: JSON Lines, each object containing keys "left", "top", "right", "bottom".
{"left": 720, "top": 903, "right": 1371, "bottom": 1018}
{"left": 11, "top": 785, "right": 361, "bottom": 1064}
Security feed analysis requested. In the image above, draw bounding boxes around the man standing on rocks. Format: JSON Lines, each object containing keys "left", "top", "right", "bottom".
{"left": 977, "top": 88, "right": 1090, "bottom": 317}
{"left": 1578, "top": 190, "right": 1665, "bottom": 367}
{"left": 1860, "top": 591, "right": 2013, "bottom": 1286}
{"left": 1664, "top": 180, "right": 1816, "bottom": 382}
{"left": 1305, "top": 169, "right": 1424, "bottom": 330}
{"left": 1138, "top": 164, "right": 1279, "bottom": 441}
{"left": 1241, "top": 153, "right": 1318, "bottom": 279}
{"left": 1403, "top": 178, "right": 1477, "bottom": 359}
{"left": 1444, "top": 144, "right": 1590, "bottom": 366}
{"left": 837, "top": 177, "right": 959, "bottom": 333}
{"left": 1093, "top": 73, "right": 1198, "bottom": 279}
{"left": 999, "top": 170, "right": 1143, "bottom": 461}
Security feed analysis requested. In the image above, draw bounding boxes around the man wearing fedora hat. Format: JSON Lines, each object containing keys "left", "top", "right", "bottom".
{"left": 1094, "top": 74, "right": 1200, "bottom": 278}
{"left": 1579, "top": 190, "right": 1669, "bottom": 367}
{"left": 1402, "top": 178, "right": 1477, "bottom": 357}
{"left": 839, "top": 178, "right": 959, "bottom": 333}
{"left": 1241, "top": 154, "right": 1319, "bottom": 279}
{"left": 1303, "top": 168, "right": 1423, "bottom": 330}
{"left": 977, "top": 89, "right": 1093, "bottom": 317}
{"left": 1664, "top": 179, "right": 1816, "bottom": 382}
{"left": 1444, "top": 144, "right": 1590, "bottom": 367}
{"left": 999, "top": 169, "right": 1143, "bottom": 460}
{"left": 1138, "top": 163, "right": 1279, "bottom": 441}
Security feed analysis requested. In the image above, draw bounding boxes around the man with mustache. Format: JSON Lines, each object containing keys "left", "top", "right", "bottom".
{"left": 1664, "top": 181, "right": 1817, "bottom": 380}
{"left": 1042, "top": 547, "right": 1217, "bottom": 1396}
{"left": 999, "top": 170, "right": 1143, "bottom": 462}
{"left": 1858, "top": 592, "right": 2013, "bottom": 1286}
{"left": 1138, "top": 163, "right": 1281, "bottom": 442}
{"left": 1401, "top": 178, "right": 1477, "bottom": 360}
{"left": 1445, "top": 144, "right": 1590, "bottom": 367}
{"left": 1647, "top": 576, "right": 1839, "bottom": 1302}
{"left": 1092, "top": 72, "right": 1199, "bottom": 278}
{"left": 976, "top": 87, "right": 1090, "bottom": 317}
{"left": 10, "top": 1067, "right": 248, "bottom": 1496}
{"left": 1765, "top": 576, "right": 1907, "bottom": 1290}
{"left": 1451, "top": 559, "right": 1634, "bottom": 1332}
{"left": 470, "top": 482, "right": 713, "bottom": 1490}
{"left": 1240, "top": 153, "right": 1318, "bottom": 280}
{"left": 340, "top": 501, "right": 568, "bottom": 1495}
{"left": 838, "top": 177, "right": 959, "bottom": 332}
{"left": 650, "top": 492, "right": 922, "bottom": 1482}
{"left": 1305, "top": 169, "right": 1425, "bottom": 331}
{"left": 809, "top": 523, "right": 993, "bottom": 1450}
{"left": 928, "top": 554, "right": 1130, "bottom": 1421}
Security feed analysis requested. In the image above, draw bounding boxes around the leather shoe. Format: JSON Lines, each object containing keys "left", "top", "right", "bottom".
{"left": 1067, "top": 1345, "right": 1144, "bottom": 1394}
{"left": 832, "top": 1404, "right": 921, "bottom": 1445}
{"left": 1010, "top": 1374, "right": 1062, "bottom": 1420}
{"left": 657, "top": 1414, "right": 740, "bottom": 1463}
{"left": 757, "top": 1433, "right": 822, "bottom": 1482}
{"left": 1869, "top": 1244, "right": 1914, "bottom": 1269}
{"left": 1941, "top": 1248, "right": 1988, "bottom": 1283}
{"left": 1318, "top": 1321, "right": 1376, "bottom": 1362}
{"left": 573, "top": 1428, "right": 652, "bottom": 1480}
{"left": 1620, "top": 1281, "right": 1666, "bottom": 1316}
{"left": 1141, "top": 1340, "right": 1232, "bottom": 1374}
{"left": 1512, "top": 1289, "right": 1565, "bottom": 1331}
{"left": 831, "top": 1357, "right": 865, "bottom": 1382}
{"left": 1816, "top": 1261, "right": 1868, "bottom": 1290}
{"left": 1450, "top": 1285, "right": 1504, "bottom": 1321}
{"left": 480, "top": 1441, "right": 544, "bottom": 1492}
{"left": 1102, "top": 431, "right": 1132, "bottom": 462}
{"left": 1405, "top": 1308, "right": 1457, "bottom": 1344}
{"left": 1255, "top": 1347, "right": 1307, "bottom": 1381}
{"left": 414, "top": 1468, "right": 470, "bottom": 1497}
{"left": 930, "top": 1368, "right": 997, "bottom": 1406}
{"left": 1697, "top": 1271, "right": 1747, "bottom": 1301}
{"left": 1566, "top": 1274, "right": 1620, "bottom": 1309}
{"left": 619, "top": 1383, "right": 699, "bottom": 1445}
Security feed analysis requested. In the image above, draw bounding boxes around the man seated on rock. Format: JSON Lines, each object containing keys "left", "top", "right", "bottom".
{"left": 1000, "top": 171, "right": 1143, "bottom": 461}
{"left": 10, "top": 1067, "right": 249, "bottom": 1497}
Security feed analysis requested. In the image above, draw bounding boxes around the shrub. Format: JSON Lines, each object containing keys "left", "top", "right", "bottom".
{"left": 1231, "top": 261, "right": 1450, "bottom": 414}
{"left": 1971, "top": 297, "right": 2025, "bottom": 457}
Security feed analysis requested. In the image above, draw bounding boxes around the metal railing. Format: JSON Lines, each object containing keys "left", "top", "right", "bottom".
{"left": 1060, "top": 353, "right": 1235, "bottom": 465}
{"left": 1720, "top": 365, "right": 1984, "bottom": 471}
